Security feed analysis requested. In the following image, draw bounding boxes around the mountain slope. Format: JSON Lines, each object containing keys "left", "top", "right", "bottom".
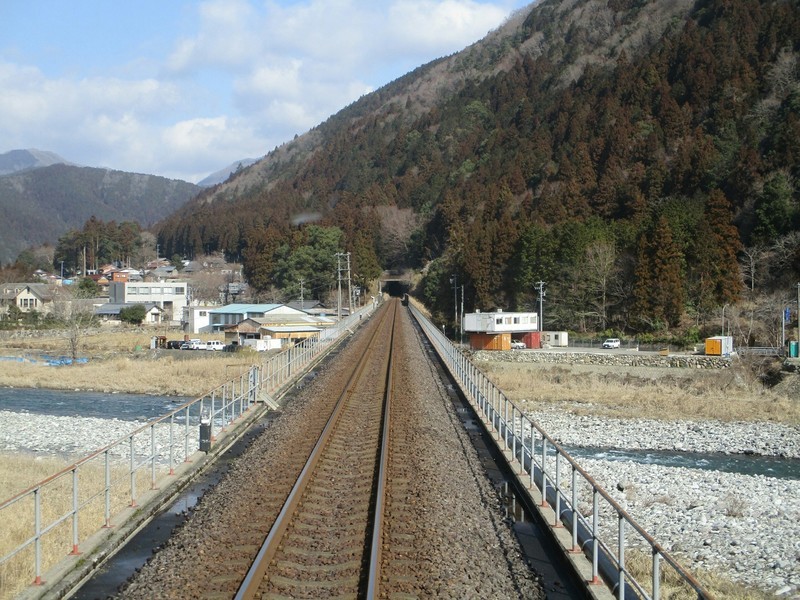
{"left": 0, "top": 164, "right": 200, "bottom": 264}
{"left": 154, "top": 0, "right": 800, "bottom": 334}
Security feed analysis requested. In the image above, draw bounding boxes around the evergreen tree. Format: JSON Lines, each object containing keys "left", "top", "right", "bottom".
{"left": 688, "top": 189, "right": 744, "bottom": 316}
{"left": 633, "top": 216, "right": 685, "bottom": 329}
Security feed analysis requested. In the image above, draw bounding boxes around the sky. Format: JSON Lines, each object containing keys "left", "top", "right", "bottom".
{"left": 0, "top": 0, "right": 530, "bottom": 183}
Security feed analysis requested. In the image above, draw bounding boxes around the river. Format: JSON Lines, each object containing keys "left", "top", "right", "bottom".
{"left": 2, "top": 387, "right": 797, "bottom": 480}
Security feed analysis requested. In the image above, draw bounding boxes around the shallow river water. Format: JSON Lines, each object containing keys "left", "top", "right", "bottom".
{"left": 2, "top": 387, "right": 797, "bottom": 480}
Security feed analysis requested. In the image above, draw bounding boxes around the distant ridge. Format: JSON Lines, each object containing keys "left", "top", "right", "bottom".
{"left": 0, "top": 149, "right": 74, "bottom": 176}
{"left": 0, "top": 163, "right": 200, "bottom": 265}
{"left": 197, "top": 158, "right": 258, "bottom": 187}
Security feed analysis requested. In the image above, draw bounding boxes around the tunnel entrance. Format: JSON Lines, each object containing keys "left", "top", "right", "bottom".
{"left": 382, "top": 278, "right": 411, "bottom": 298}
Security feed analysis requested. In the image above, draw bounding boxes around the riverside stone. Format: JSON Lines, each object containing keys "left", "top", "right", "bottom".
{"left": 526, "top": 406, "right": 800, "bottom": 596}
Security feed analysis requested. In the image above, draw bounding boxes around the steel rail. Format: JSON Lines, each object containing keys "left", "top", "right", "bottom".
{"left": 366, "top": 300, "right": 397, "bottom": 598}
{"left": 235, "top": 300, "right": 397, "bottom": 600}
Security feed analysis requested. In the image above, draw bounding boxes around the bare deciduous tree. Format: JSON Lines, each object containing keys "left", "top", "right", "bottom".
{"left": 376, "top": 205, "right": 421, "bottom": 268}
{"left": 739, "top": 244, "right": 773, "bottom": 296}
{"left": 52, "top": 294, "right": 97, "bottom": 360}
{"left": 583, "top": 241, "right": 618, "bottom": 330}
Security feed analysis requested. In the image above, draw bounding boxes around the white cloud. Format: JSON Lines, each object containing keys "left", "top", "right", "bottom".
{"left": 0, "top": 1, "right": 524, "bottom": 182}
{"left": 387, "top": 0, "right": 510, "bottom": 50}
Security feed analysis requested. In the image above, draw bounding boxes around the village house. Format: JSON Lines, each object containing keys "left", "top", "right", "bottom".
{"left": 0, "top": 283, "right": 58, "bottom": 315}
{"left": 209, "top": 303, "right": 335, "bottom": 350}
{"left": 95, "top": 302, "right": 164, "bottom": 324}
{"left": 108, "top": 281, "right": 189, "bottom": 325}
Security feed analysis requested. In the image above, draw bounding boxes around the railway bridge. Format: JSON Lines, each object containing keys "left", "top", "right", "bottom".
{"left": 8, "top": 297, "right": 709, "bottom": 600}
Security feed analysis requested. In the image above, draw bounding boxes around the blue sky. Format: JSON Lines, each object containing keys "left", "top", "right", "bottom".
{"left": 0, "top": 1, "right": 529, "bottom": 183}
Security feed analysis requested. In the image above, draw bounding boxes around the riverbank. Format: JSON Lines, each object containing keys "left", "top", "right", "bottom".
{"left": 526, "top": 405, "right": 800, "bottom": 595}
{"left": 0, "top": 352, "right": 257, "bottom": 397}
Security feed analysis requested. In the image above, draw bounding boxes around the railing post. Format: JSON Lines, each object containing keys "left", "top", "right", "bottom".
{"left": 618, "top": 515, "right": 626, "bottom": 600}
{"left": 104, "top": 449, "right": 112, "bottom": 528}
{"left": 653, "top": 549, "right": 661, "bottom": 600}
{"left": 71, "top": 468, "right": 80, "bottom": 554}
{"left": 541, "top": 436, "right": 548, "bottom": 508}
{"left": 529, "top": 424, "right": 535, "bottom": 490}
{"left": 511, "top": 406, "right": 518, "bottom": 469}
{"left": 34, "top": 488, "right": 42, "bottom": 585}
{"left": 129, "top": 436, "right": 137, "bottom": 507}
{"left": 570, "top": 466, "right": 579, "bottom": 552}
{"left": 150, "top": 424, "right": 157, "bottom": 490}
{"left": 184, "top": 404, "right": 191, "bottom": 462}
{"left": 169, "top": 414, "right": 175, "bottom": 475}
{"left": 554, "top": 452, "right": 562, "bottom": 528}
{"left": 591, "top": 488, "right": 601, "bottom": 585}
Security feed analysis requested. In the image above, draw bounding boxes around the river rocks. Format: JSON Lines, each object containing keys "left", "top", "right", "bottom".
{"left": 473, "top": 349, "right": 732, "bottom": 369}
{"left": 530, "top": 408, "right": 800, "bottom": 458}
{"left": 0, "top": 410, "right": 197, "bottom": 463}
{"left": 527, "top": 406, "right": 800, "bottom": 596}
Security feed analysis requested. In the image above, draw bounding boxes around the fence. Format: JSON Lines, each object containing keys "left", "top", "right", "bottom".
{"left": 0, "top": 303, "right": 375, "bottom": 599}
{"left": 408, "top": 303, "right": 710, "bottom": 600}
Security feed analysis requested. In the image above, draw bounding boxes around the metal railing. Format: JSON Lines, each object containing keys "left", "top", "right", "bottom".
{"left": 408, "top": 303, "right": 711, "bottom": 600}
{"left": 0, "top": 302, "right": 376, "bottom": 597}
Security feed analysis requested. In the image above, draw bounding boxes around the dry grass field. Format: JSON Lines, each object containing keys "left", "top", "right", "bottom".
{"left": 0, "top": 328, "right": 259, "bottom": 397}
{"left": 478, "top": 358, "right": 800, "bottom": 425}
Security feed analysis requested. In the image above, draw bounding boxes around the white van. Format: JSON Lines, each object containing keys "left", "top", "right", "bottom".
{"left": 205, "top": 340, "right": 225, "bottom": 351}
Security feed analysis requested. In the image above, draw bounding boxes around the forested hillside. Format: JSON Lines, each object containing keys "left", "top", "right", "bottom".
{"left": 0, "top": 164, "right": 199, "bottom": 265}
{"left": 155, "top": 0, "right": 800, "bottom": 344}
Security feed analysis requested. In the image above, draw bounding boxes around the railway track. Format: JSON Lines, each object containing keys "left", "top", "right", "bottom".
{"left": 116, "top": 298, "right": 542, "bottom": 599}
{"left": 236, "top": 299, "right": 398, "bottom": 599}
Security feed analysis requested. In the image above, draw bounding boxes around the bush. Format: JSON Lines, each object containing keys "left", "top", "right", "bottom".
{"left": 118, "top": 304, "right": 147, "bottom": 325}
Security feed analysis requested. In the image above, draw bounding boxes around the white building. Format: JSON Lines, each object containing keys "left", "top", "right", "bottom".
{"left": 182, "top": 305, "right": 215, "bottom": 334}
{"left": 108, "top": 281, "right": 189, "bottom": 324}
{"left": 464, "top": 309, "right": 539, "bottom": 333}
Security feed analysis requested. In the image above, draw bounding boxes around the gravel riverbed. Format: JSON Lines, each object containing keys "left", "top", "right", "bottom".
{"left": 529, "top": 406, "right": 800, "bottom": 597}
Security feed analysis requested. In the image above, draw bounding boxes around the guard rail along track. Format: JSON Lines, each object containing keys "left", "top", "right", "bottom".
{"left": 0, "top": 305, "right": 375, "bottom": 600}
{"left": 406, "top": 301, "right": 713, "bottom": 600}
{"left": 233, "top": 298, "right": 399, "bottom": 599}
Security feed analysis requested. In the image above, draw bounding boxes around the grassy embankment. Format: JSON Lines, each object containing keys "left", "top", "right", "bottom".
{"left": 0, "top": 329, "right": 257, "bottom": 396}
{"left": 479, "top": 359, "right": 800, "bottom": 424}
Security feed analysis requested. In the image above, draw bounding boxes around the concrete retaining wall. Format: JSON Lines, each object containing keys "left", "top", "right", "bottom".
{"left": 471, "top": 349, "right": 732, "bottom": 369}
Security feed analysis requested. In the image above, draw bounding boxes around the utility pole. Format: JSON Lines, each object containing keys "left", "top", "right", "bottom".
{"left": 796, "top": 282, "right": 799, "bottom": 349}
{"left": 450, "top": 274, "right": 458, "bottom": 340}
{"left": 299, "top": 278, "right": 305, "bottom": 311}
{"left": 336, "top": 253, "right": 343, "bottom": 320}
{"left": 721, "top": 304, "right": 727, "bottom": 337}
{"left": 334, "top": 252, "right": 352, "bottom": 320}
{"left": 461, "top": 284, "right": 465, "bottom": 346}
{"left": 345, "top": 252, "right": 352, "bottom": 316}
{"left": 535, "top": 281, "right": 546, "bottom": 332}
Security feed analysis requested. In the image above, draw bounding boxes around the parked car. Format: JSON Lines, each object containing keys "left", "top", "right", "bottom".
{"left": 602, "top": 338, "right": 621, "bottom": 349}
{"left": 166, "top": 340, "right": 183, "bottom": 350}
{"left": 181, "top": 339, "right": 204, "bottom": 350}
{"left": 511, "top": 340, "right": 526, "bottom": 350}
{"left": 205, "top": 340, "right": 225, "bottom": 351}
